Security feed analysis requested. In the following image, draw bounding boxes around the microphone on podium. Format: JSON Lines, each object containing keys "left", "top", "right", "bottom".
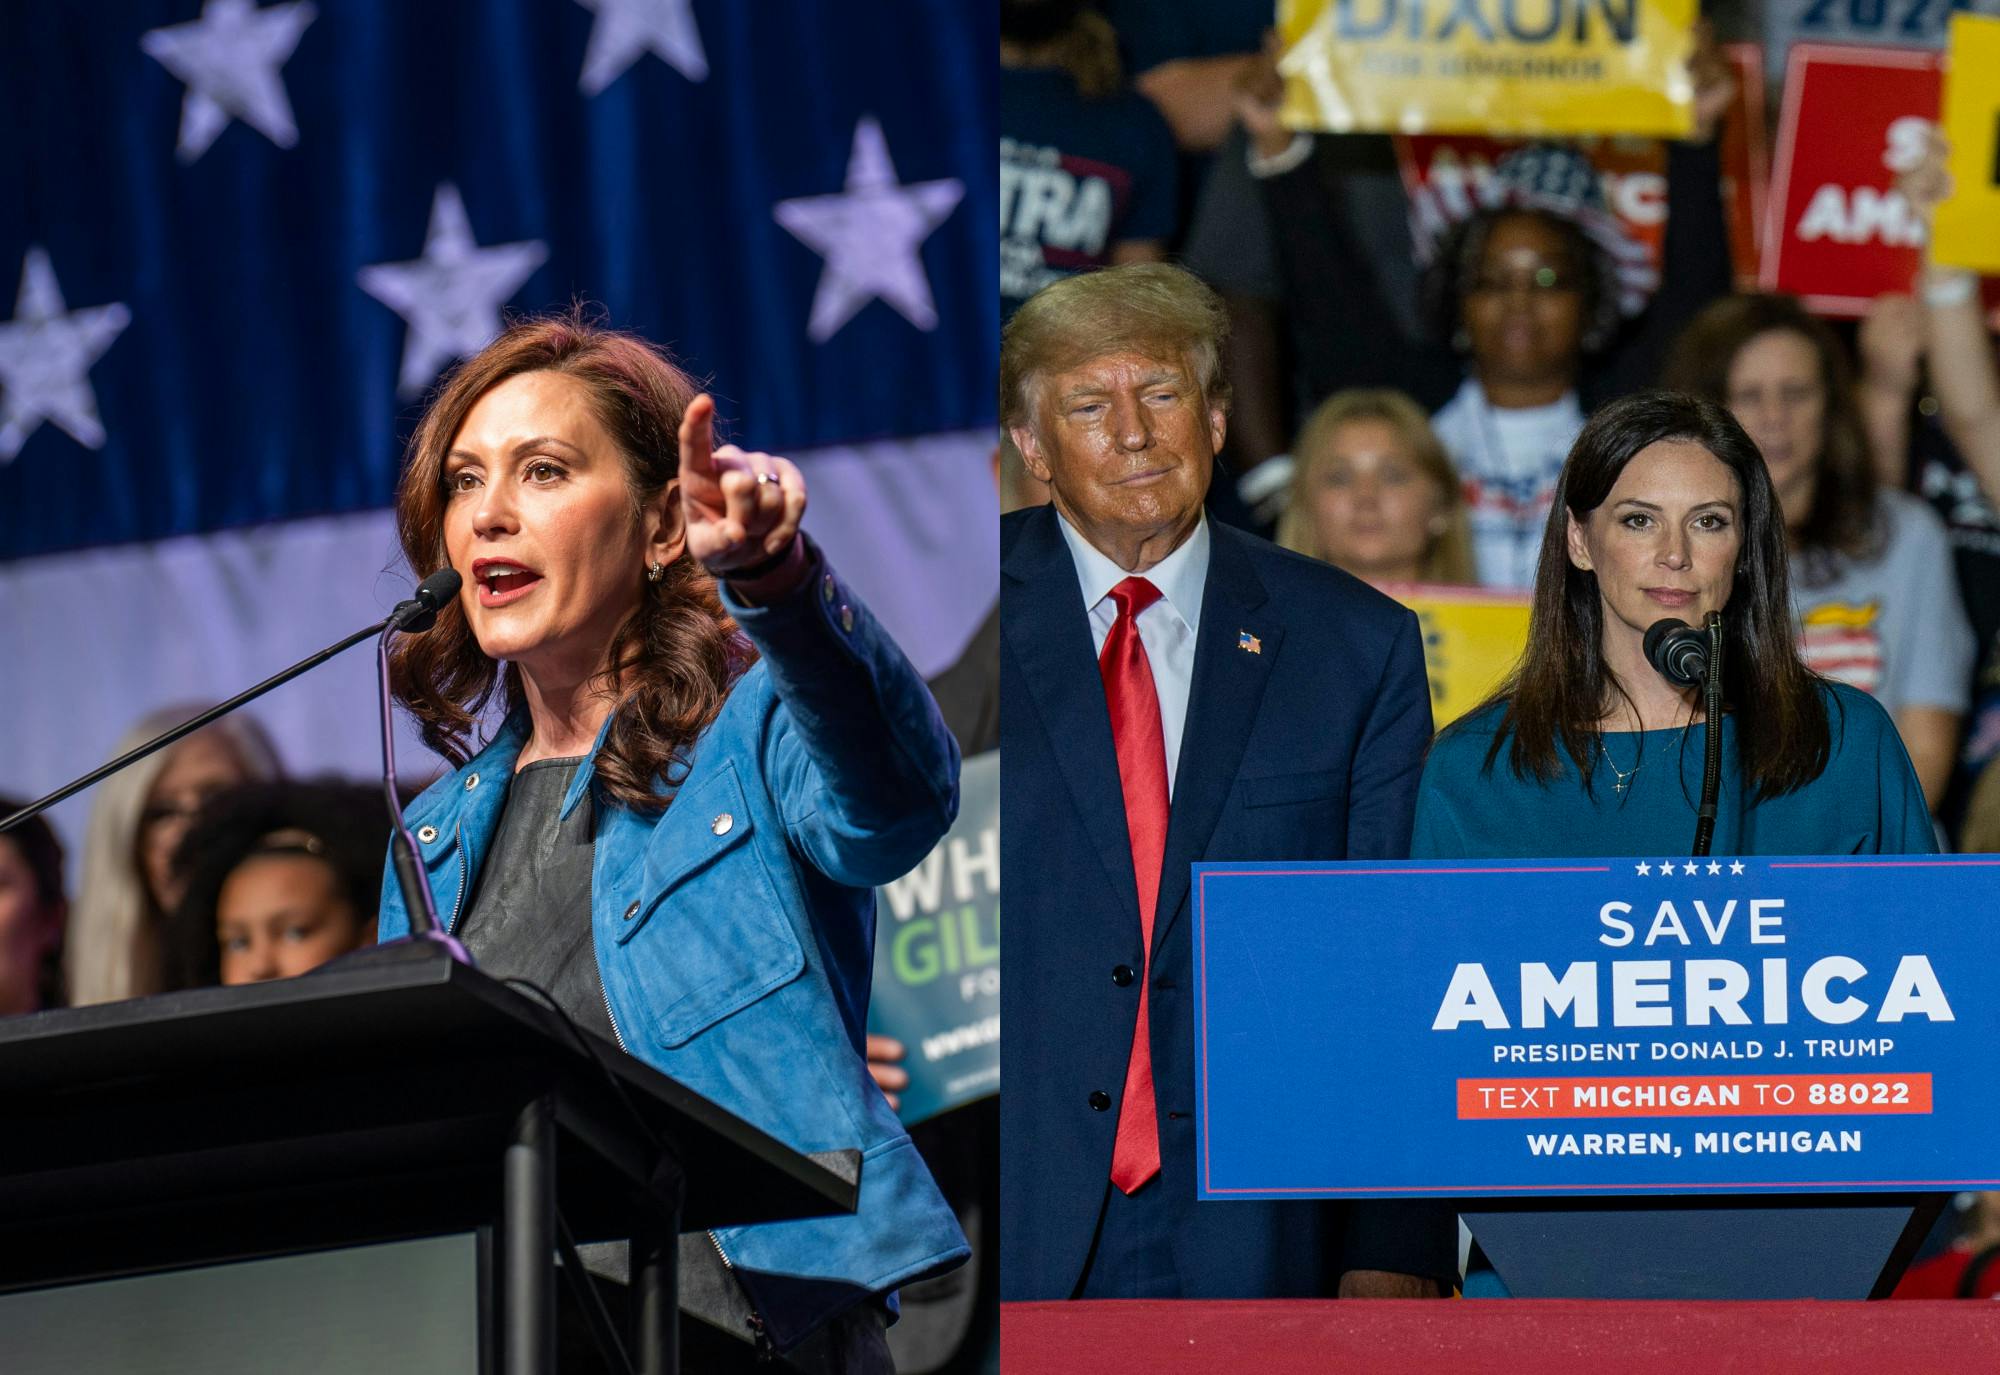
{"left": 1, "top": 567, "right": 465, "bottom": 947}
{"left": 1645, "top": 613, "right": 1725, "bottom": 857}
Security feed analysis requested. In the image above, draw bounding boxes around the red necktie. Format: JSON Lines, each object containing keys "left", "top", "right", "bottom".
{"left": 1102, "top": 576, "right": 1168, "bottom": 1194}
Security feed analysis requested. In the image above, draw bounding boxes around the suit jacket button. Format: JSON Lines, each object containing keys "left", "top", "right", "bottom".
{"left": 822, "top": 573, "right": 836, "bottom": 603}
{"left": 1111, "top": 965, "right": 1134, "bottom": 986}
{"left": 1088, "top": 1090, "right": 1110, "bottom": 1111}
{"left": 464, "top": 773, "right": 480, "bottom": 790}
{"left": 623, "top": 900, "right": 640, "bottom": 922}
{"left": 840, "top": 604, "right": 855, "bottom": 633}
{"left": 711, "top": 812, "right": 734, "bottom": 836}
{"left": 416, "top": 825, "right": 438, "bottom": 844}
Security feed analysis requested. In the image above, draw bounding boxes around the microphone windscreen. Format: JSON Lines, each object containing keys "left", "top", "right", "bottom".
{"left": 415, "top": 567, "right": 462, "bottom": 609}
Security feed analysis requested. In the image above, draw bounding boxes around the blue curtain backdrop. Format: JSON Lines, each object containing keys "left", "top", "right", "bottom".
{"left": 0, "top": 0, "right": 997, "bottom": 890}
{"left": 1, "top": 0, "right": 996, "bottom": 558}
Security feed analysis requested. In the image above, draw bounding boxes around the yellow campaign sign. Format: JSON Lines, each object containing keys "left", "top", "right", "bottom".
{"left": 1932, "top": 14, "right": 2000, "bottom": 275}
{"left": 1277, "top": 0, "right": 1699, "bottom": 137}
{"left": 1389, "top": 584, "right": 1533, "bottom": 730}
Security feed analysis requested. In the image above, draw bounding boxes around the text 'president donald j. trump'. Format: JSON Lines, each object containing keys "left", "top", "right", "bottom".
{"left": 999, "top": 263, "right": 1455, "bottom": 1301}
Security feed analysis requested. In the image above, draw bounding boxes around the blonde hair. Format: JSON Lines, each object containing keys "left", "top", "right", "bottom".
{"left": 67, "top": 705, "right": 281, "bottom": 1005}
{"left": 999, "top": 263, "right": 1230, "bottom": 440}
{"left": 1276, "top": 389, "right": 1475, "bottom": 586}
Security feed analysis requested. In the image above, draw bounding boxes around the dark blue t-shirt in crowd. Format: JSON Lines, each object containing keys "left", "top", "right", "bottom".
{"left": 1000, "top": 65, "right": 1179, "bottom": 318}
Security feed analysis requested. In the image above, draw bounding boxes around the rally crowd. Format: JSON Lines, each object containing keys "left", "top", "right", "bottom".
{"left": 1001, "top": 0, "right": 2000, "bottom": 1299}
{"left": 1002, "top": 0, "right": 2000, "bottom": 850}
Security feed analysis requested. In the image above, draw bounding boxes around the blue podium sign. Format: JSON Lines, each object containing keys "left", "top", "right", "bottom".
{"left": 1193, "top": 857, "right": 2000, "bottom": 1199}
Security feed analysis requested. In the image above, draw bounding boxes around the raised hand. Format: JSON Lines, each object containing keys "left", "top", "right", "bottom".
{"left": 678, "top": 393, "right": 808, "bottom": 576}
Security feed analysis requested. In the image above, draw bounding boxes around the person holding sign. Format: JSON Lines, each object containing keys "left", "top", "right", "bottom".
{"left": 1000, "top": 263, "right": 1454, "bottom": 1301}
{"left": 373, "top": 317, "right": 966, "bottom": 1370}
{"left": 1412, "top": 390, "right": 1935, "bottom": 859}
{"left": 1240, "top": 30, "right": 1738, "bottom": 588}
{"left": 1663, "top": 294, "right": 1975, "bottom": 811}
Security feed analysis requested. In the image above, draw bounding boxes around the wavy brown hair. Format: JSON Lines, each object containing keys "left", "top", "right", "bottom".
{"left": 389, "top": 313, "right": 754, "bottom": 811}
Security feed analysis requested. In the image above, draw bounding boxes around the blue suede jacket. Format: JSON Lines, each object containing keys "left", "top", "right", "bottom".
{"left": 375, "top": 553, "right": 969, "bottom": 1350}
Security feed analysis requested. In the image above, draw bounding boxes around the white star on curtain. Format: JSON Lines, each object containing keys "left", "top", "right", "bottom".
{"left": 0, "top": 248, "right": 132, "bottom": 462}
{"left": 773, "top": 116, "right": 965, "bottom": 344}
{"left": 140, "top": 0, "right": 318, "bottom": 163}
{"left": 356, "top": 185, "right": 549, "bottom": 398}
{"left": 574, "top": 0, "right": 708, "bottom": 94}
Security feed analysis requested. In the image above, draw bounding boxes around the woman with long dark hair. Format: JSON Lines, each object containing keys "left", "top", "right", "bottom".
{"left": 1663, "top": 293, "right": 1973, "bottom": 812}
{"left": 377, "top": 313, "right": 964, "bottom": 1371}
{"left": 1413, "top": 391, "right": 1933, "bottom": 857}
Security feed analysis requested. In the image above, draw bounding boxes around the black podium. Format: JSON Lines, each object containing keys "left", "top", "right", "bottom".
{"left": 0, "top": 939, "right": 858, "bottom": 1374}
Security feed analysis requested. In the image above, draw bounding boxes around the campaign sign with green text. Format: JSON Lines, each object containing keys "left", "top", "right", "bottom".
{"left": 870, "top": 750, "right": 998, "bottom": 1124}
{"left": 1194, "top": 856, "right": 2000, "bottom": 1198}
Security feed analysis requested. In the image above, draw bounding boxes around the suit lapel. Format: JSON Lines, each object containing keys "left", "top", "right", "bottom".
{"left": 1151, "top": 523, "right": 1280, "bottom": 959}
{"left": 1002, "top": 508, "right": 1141, "bottom": 936}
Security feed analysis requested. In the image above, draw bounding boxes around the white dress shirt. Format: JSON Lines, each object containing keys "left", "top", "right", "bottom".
{"left": 1055, "top": 512, "right": 1210, "bottom": 800}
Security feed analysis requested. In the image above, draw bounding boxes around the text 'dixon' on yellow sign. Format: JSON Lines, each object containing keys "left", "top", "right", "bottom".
{"left": 1277, "top": 0, "right": 1700, "bottom": 137}
{"left": 1932, "top": 14, "right": 2000, "bottom": 275}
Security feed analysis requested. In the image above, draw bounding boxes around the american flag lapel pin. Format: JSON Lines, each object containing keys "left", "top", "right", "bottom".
{"left": 1237, "top": 630, "right": 1261, "bottom": 655}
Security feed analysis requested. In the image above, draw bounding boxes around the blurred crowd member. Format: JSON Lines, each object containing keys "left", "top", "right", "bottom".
{"left": 1243, "top": 35, "right": 1737, "bottom": 586}
{"left": 68, "top": 707, "right": 281, "bottom": 1005}
{"left": 0, "top": 803, "right": 68, "bottom": 1016}
{"left": 1000, "top": 0, "right": 1176, "bottom": 320}
{"left": 159, "top": 781, "right": 389, "bottom": 991}
{"left": 1098, "top": 7, "right": 1307, "bottom": 509}
{"left": 1892, "top": 1193, "right": 2000, "bottom": 1299}
{"left": 1664, "top": 294, "right": 1974, "bottom": 810}
{"left": 1892, "top": 130, "right": 2000, "bottom": 835}
{"left": 1276, "top": 389, "right": 1474, "bottom": 587}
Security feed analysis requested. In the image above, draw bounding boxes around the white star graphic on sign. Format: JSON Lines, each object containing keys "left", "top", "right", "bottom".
{"left": 1706, "top": 861, "right": 1722, "bottom": 875}
{"left": 357, "top": 184, "right": 548, "bottom": 397}
{"left": 574, "top": 0, "right": 707, "bottom": 93}
{"left": 1635, "top": 861, "right": 1651, "bottom": 875}
{"left": 773, "top": 116, "right": 965, "bottom": 343}
{"left": 141, "top": 0, "right": 317, "bottom": 163}
{"left": 1729, "top": 860, "right": 1746, "bottom": 875}
{"left": 0, "top": 248, "right": 131, "bottom": 462}
{"left": 1658, "top": 860, "right": 1676, "bottom": 876}
{"left": 1682, "top": 861, "right": 1699, "bottom": 875}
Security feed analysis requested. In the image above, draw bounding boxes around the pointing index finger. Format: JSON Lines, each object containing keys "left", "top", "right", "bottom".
{"left": 679, "top": 393, "right": 717, "bottom": 481}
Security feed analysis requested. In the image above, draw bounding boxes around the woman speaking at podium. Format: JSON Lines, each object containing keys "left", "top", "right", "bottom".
{"left": 372, "top": 316, "right": 964, "bottom": 1371}
{"left": 1412, "top": 390, "right": 1934, "bottom": 859}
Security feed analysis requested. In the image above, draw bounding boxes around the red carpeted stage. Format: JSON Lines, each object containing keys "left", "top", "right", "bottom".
{"left": 1001, "top": 1299, "right": 2000, "bottom": 1373}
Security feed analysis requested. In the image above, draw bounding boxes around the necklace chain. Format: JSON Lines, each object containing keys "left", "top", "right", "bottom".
{"left": 1599, "top": 736, "right": 1641, "bottom": 795}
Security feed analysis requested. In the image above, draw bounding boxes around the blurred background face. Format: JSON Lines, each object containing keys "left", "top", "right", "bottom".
{"left": 1462, "top": 214, "right": 1586, "bottom": 396}
{"left": 0, "top": 836, "right": 57, "bottom": 1016}
{"left": 1014, "top": 348, "right": 1223, "bottom": 562}
{"left": 139, "top": 733, "right": 250, "bottom": 916}
{"left": 1723, "top": 328, "right": 1825, "bottom": 529}
{"left": 442, "top": 370, "right": 651, "bottom": 686}
{"left": 1567, "top": 439, "right": 1744, "bottom": 655}
{"left": 215, "top": 853, "right": 366, "bottom": 985}
{"left": 1308, "top": 418, "right": 1445, "bottom": 582}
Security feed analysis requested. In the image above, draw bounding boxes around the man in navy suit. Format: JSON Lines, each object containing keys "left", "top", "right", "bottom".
{"left": 999, "top": 263, "right": 1456, "bottom": 1300}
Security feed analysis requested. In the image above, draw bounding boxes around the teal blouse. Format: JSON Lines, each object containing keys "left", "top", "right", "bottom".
{"left": 1412, "top": 682, "right": 1937, "bottom": 860}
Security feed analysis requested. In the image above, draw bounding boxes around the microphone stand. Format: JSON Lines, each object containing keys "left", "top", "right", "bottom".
{"left": 1692, "top": 610, "right": 1725, "bottom": 858}
{"left": 3, "top": 578, "right": 465, "bottom": 951}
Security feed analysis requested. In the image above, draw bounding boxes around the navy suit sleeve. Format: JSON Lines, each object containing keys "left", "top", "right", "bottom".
{"left": 1344, "top": 607, "right": 1433, "bottom": 861}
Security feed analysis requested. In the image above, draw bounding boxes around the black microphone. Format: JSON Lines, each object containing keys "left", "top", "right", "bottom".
{"left": 389, "top": 567, "right": 462, "bottom": 632}
{"left": 0, "top": 578, "right": 461, "bottom": 836}
{"left": 1644, "top": 618, "right": 1709, "bottom": 688}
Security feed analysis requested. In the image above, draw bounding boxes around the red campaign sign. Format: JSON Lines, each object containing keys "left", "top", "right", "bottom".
{"left": 1761, "top": 44, "right": 1939, "bottom": 317}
